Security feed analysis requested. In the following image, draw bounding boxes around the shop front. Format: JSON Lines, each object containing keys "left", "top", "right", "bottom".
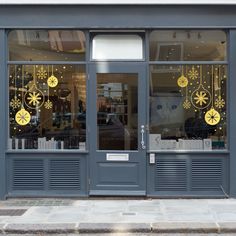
{"left": 0, "top": 4, "right": 235, "bottom": 199}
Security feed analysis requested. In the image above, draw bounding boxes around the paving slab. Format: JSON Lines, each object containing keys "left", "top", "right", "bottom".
{"left": 152, "top": 222, "right": 219, "bottom": 233}
{"left": 78, "top": 223, "right": 151, "bottom": 233}
{"left": 218, "top": 222, "right": 236, "bottom": 233}
{"left": 4, "top": 223, "right": 77, "bottom": 234}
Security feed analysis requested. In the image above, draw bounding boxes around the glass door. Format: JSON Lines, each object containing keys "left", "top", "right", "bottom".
{"left": 89, "top": 63, "right": 147, "bottom": 195}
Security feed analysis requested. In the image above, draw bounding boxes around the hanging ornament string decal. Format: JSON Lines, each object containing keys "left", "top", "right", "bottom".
{"left": 191, "top": 65, "right": 211, "bottom": 109}
{"left": 24, "top": 65, "right": 44, "bottom": 109}
{"left": 205, "top": 65, "right": 221, "bottom": 126}
{"left": 44, "top": 65, "right": 53, "bottom": 110}
{"left": 177, "top": 65, "right": 188, "bottom": 88}
{"left": 47, "top": 65, "right": 58, "bottom": 88}
{"left": 10, "top": 65, "right": 21, "bottom": 109}
{"left": 183, "top": 83, "right": 191, "bottom": 109}
{"left": 215, "top": 66, "right": 225, "bottom": 109}
{"left": 15, "top": 65, "right": 31, "bottom": 126}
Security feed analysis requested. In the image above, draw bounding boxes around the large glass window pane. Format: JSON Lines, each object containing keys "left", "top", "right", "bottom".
{"left": 92, "top": 34, "right": 143, "bottom": 60}
{"left": 97, "top": 73, "right": 138, "bottom": 150}
{"left": 149, "top": 64, "right": 227, "bottom": 150}
{"left": 9, "top": 64, "right": 86, "bottom": 150}
{"left": 8, "top": 30, "right": 86, "bottom": 61}
{"left": 150, "top": 30, "right": 226, "bottom": 61}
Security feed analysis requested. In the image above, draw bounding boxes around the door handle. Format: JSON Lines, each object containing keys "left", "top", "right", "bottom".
{"left": 140, "top": 125, "right": 146, "bottom": 150}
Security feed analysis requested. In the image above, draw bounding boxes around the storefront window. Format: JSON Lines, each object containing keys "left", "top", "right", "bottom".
{"left": 149, "top": 64, "right": 227, "bottom": 150}
{"left": 150, "top": 30, "right": 226, "bottom": 61}
{"left": 8, "top": 30, "right": 86, "bottom": 61}
{"left": 9, "top": 64, "right": 86, "bottom": 150}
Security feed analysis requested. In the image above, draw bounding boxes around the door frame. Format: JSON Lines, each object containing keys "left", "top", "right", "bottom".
{"left": 88, "top": 62, "right": 147, "bottom": 196}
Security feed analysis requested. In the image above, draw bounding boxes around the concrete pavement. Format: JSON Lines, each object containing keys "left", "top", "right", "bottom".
{"left": 0, "top": 198, "right": 235, "bottom": 234}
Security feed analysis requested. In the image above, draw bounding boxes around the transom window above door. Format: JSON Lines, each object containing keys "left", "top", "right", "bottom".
{"left": 92, "top": 34, "right": 144, "bottom": 60}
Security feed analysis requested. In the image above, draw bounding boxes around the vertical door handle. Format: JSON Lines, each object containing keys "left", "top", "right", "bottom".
{"left": 140, "top": 125, "right": 146, "bottom": 150}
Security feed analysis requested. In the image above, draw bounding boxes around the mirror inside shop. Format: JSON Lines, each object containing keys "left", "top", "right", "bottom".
{"left": 9, "top": 64, "right": 86, "bottom": 150}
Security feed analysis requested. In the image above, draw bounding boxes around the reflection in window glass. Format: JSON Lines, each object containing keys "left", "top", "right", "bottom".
{"left": 8, "top": 30, "right": 86, "bottom": 61}
{"left": 97, "top": 73, "right": 138, "bottom": 150}
{"left": 150, "top": 30, "right": 226, "bottom": 61}
{"left": 9, "top": 65, "right": 86, "bottom": 149}
{"left": 149, "top": 65, "right": 227, "bottom": 150}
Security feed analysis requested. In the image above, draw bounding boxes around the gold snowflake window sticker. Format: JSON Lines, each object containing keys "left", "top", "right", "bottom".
{"left": 194, "top": 91, "right": 209, "bottom": 106}
{"left": 15, "top": 108, "right": 31, "bottom": 126}
{"left": 183, "top": 100, "right": 191, "bottom": 109}
{"left": 10, "top": 96, "right": 21, "bottom": 109}
{"left": 205, "top": 108, "right": 221, "bottom": 126}
{"left": 27, "top": 91, "right": 42, "bottom": 106}
{"left": 37, "top": 66, "right": 47, "bottom": 80}
{"left": 188, "top": 66, "right": 199, "bottom": 80}
{"left": 215, "top": 95, "right": 225, "bottom": 109}
{"left": 44, "top": 100, "right": 53, "bottom": 109}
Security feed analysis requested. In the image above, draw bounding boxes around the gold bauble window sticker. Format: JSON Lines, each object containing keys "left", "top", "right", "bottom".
{"left": 24, "top": 84, "right": 44, "bottom": 109}
{"left": 47, "top": 65, "right": 58, "bottom": 88}
{"left": 205, "top": 108, "right": 221, "bottom": 126}
{"left": 177, "top": 75, "right": 188, "bottom": 88}
{"left": 204, "top": 65, "right": 221, "bottom": 126}
{"left": 47, "top": 75, "right": 58, "bottom": 88}
{"left": 15, "top": 108, "right": 31, "bottom": 126}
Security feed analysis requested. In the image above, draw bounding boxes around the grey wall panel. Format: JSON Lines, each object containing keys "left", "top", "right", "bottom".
{"left": 229, "top": 30, "right": 236, "bottom": 197}
{"left": 6, "top": 153, "right": 88, "bottom": 197}
{"left": 0, "top": 5, "right": 236, "bottom": 28}
{"left": 147, "top": 153, "right": 229, "bottom": 197}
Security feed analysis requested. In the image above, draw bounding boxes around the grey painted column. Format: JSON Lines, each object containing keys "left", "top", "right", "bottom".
{"left": 229, "top": 30, "right": 236, "bottom": 197}
{"left": 0, "top": 29, "right": 7, "bottom": 199}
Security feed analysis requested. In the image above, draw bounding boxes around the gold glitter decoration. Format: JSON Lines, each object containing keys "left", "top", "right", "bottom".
{"left": 183, "top": 100, "right": 191, "bottom": 109}
{"left": 27, "top": 91, "right": 42, "bottom": 106}
{"left": 10, "top": 96, "right": 21, "bottom": 109}
{"left": 15, "top": 108, "right": 31, "bottom": 126}
{"left": 44, "top": 100, "right": 53, "bottom": 109}
{"left": 47, "top": 75, "right": 58, "bottom": 88}
{"left": 177, "top": 75, "right": 188, "bottom": 88}
{"left": 215, "top": 95, "right": 225, "bottom": 109}
{"left": 205, "top": 108, "right": 221, "bottom": 126}
{"left": 188, "top": 66, "right": 199, "bottom": 80}
{"left": 37, "top": 66, "right": 47, "bottom": 79}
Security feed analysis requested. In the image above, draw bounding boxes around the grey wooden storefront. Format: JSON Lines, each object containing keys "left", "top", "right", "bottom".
{"left": 0, "top": 4, "right": 235, "bottom": 199}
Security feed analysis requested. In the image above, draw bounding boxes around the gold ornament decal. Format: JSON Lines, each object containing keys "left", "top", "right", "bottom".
{"left": 15, "top": 108, "right": 31, "bottom": 126}
{"left": 188, "top": 66, "right": 199, "bottom": 80}
{"left": 27, "top": 91, "right": 42, "bottom": 106}
{"left": 44, "top": 100, "right": 53, "bottom": 109}
{"left": 215, "top": 95, "right": 225, "bottom": 109}
{"left": 183, "top": 100, "right": 191, "bottom": 109}
{"left": 10, "top": 96, "right": 21, "bottom": 109}
{"left": 47, "top": 75, "right": 58, "bottom": 88}
{"left": 194, "top": 91, "right": 209, "bottom": 106}
{"left": 37, "top": 66, "right": 47, "bottom": 80}
{"left": 24, "top": 84, "right": 44, "bottom": 109}
{"left": 177, "top": 75, "right": 188, "bottom": 88}
{"left": 205, "top": 108, "right": 221, "bottom": 126}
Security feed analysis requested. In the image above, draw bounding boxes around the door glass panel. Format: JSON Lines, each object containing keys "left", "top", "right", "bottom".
{"left": 97, "top": 73, "right": 138, "bottom": 150}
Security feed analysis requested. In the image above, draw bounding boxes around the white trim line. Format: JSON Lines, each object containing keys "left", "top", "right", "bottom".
{"left": 1, "top": 0, "right": 236, "bottom": 4}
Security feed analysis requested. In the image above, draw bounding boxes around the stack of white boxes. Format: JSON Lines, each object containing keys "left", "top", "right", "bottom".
{"left": 149, "top": 134, "right": 212, "bottom": 150}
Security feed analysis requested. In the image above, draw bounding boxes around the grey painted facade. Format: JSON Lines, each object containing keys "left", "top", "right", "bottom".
{"left": 1, "top": 4, "right": 235, "bottom": 199}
